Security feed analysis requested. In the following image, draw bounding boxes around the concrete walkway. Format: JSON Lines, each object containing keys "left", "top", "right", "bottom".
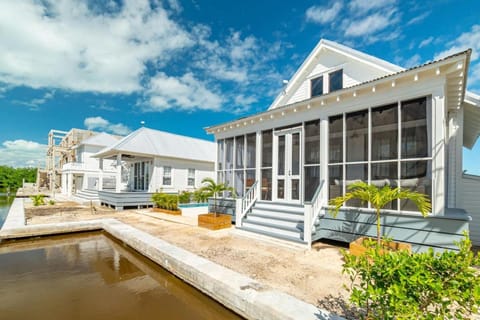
{"left": 0, "top": 201, "right": 344, "bottom": 320}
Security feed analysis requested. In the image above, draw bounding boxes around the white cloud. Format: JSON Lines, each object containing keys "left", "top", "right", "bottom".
{"left": 435, "top": 25, "right": 480, "bottom": 61}
{"left": 407, "top": 12, "right": 430, "bottom": 26}
{"left": 348, "top": 0, "right": 396, "bottom": 13}
{"left": 344, "top": 10, "right": 398, "bottom": 37}
{"left": 305, "top": 1, "right": 343, "bottom": 24}
{"left": 404, "top": 54, "right": 422, "bottom": 68}
{"left": 84, "top": 116, "right": 131, "bottom": 135}
{"left": 0, "top": 140, "right": 47, "bottom": 167}
{"left": 0, "top": 0, "right": 193, "bottom": 93}
{"left": 419, "top": 36, "right": 434, "bottom": 48}
{"left": 144, "top": 72, "right": 223, "bottom": 112}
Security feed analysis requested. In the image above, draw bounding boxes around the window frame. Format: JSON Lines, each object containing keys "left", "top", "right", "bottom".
{"left": 162, "top": 166, "right": 172, "bottom": 186}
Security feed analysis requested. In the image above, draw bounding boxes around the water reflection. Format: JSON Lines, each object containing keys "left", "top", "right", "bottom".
{"left": 0, "top": 232, "right": 242, "bottom": 320}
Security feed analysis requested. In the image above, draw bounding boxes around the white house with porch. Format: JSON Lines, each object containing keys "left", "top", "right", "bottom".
{"left": 93, "top": 127, "right": 216, "bottom": 210}
{"left": 206, "top": 39, "right": 480, "bottom": 251}
{"left": 61, "top": 132, "right": 121, "bottom": 199}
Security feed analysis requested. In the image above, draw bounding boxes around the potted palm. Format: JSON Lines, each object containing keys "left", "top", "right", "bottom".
{"left": 329, "top": 181, "right": 431, "bottom": 255}
{"left": 197, "top": 177, "right": 234, "bottom": 230}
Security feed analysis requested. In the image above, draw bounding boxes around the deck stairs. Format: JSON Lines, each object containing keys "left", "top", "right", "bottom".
{"left": 75, "top": 189, "right": 99, "bottom": 202}
{"left": 239, "top": 201, "right": 310, "bottom": 244}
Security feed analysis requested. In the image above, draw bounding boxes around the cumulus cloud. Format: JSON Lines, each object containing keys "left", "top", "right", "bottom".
{"left": 144, "top": 72, "right": 223, "bottom": 112}
{"left": 305, "top": 2, "right": 343, "bottom": 24}
{"left": 0, "top": 140, "right": 47, "bottom": 167}
{"left": 419, "top": 36, "right": 434, "bottom": 48}
{"left": 344, "top": 9, "right": 398, "bottom": 37}
{"left": 84, "top": 117, "right": 131, "bottom": 135}
{"left": 0, "top": 0, "right": 193, "bottom": 94}
{"left": 435, "top": 25, "right": 480, "bottom": 61}
{"left": 348, "top": 0, "right": 396, "bottom": 13}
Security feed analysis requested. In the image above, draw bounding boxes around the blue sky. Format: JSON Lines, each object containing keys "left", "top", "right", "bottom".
{"left": 0, "top": 0, "right": 479, "bottom": 174}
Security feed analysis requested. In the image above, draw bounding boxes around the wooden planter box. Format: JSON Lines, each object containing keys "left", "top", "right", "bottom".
{"left": 152, "top": 208, "right": 182, "bottom": 215}
{"left": 198, "top": 213, "right": 231, "bottom": 230}
{"left": 349, "top": 237, "right": 412, "bottom": 256}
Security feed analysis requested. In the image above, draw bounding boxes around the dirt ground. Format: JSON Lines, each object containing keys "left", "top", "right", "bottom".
{"left": 25, "top": 202, "right": 356, "bottom": 318}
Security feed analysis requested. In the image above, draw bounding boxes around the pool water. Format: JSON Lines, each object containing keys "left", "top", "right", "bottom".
{"left": 178, "top": 203, "right": 209, "bottom": 208}
{"left": 0, "top": 193, "right": 14, "bottom": 228}
{"left": 0, "top": 232, "right": 242, "bottom": 320}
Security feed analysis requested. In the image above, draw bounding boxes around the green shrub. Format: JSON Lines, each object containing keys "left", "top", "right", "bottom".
{"left": 151, "top": 192, "right": 178, "bottom": 211}
{"left": 342, "top": 235, "right": 480, "bottom": 319}
{"left": 193, "top": 188, "right": 211, "bottom": 203}
{"left": 178, "top": 191, "right": 191, "bottom": 204}
{"left": 48, "top": 199, "right": 55, "bottom": 205}
{"left": 30, "top": 194, "right": 45, "bottom": 206}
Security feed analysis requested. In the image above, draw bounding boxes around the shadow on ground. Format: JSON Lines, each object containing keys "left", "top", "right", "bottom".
{"left": 317, "top": 294, "right": 364, "bottom": 320}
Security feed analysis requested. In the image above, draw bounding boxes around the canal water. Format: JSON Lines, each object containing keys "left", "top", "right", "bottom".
{"left": 0, "top": 232, "right": 242, "bottom": 320}
{"left": 0, "top": 192, "right": 14, "bottom": 228}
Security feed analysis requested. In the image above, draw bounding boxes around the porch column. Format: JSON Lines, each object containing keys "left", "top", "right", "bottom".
{"left": 320, "top": 118, "right": 329, "bottom": 203}
{"left": 67, "top": 173, "right": 73, "bottom": 197}
{"left": 115, "top": 153, "right": 122, "bottom": 193}
{"left": 98, "top": 158, "right": 104, "bottom": 191}
{"left": 255, "top": 130, "right": 262, "bottom": 196}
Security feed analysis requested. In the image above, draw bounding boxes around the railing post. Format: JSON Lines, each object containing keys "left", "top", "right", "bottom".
{"left": 304, "top": 203, "right": 312, "bottom": 248}
{"left": 235, "top": 198, "right": 243, "bottom": 227}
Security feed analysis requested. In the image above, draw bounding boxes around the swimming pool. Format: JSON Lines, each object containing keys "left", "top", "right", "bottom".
{"left": 178, "top": 203, "right": 209, "bottom": 208}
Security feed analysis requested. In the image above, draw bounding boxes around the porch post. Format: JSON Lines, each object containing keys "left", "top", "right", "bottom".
{"left": 304, "top": 203, "right": 312, "bottom": 247}
{"left": 98, "top": 158, "right": 103, "bottom": 191}
{"left": 255, "top": 130, "right": 262, "bottom": 197}
{"left": 235, "top": 198, "right": 243, "bottom": 227}
{"left": 115, "top": 153, "right": 122, "bottom": 193}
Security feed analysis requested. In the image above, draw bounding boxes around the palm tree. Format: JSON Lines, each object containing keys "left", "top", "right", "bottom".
{"left": 329, "top": 181, "right": 431, "bottom": 246}
{"left": 200, "top": 177, "right": 234, "bottom": 217}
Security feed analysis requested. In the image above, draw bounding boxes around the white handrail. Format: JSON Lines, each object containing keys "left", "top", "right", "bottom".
{"left": 304, "top": 180, "right": 325, "bottom": 247}
{"left": 235, "top": 181, "right": 258, "bottom": 227}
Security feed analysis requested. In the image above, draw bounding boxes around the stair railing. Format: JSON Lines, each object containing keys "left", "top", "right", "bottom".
{"left": 235, "top": 180, "right": 258, "bottom": 227}
{"left": 303, "top": 180, "right": 325, "bottom": 247}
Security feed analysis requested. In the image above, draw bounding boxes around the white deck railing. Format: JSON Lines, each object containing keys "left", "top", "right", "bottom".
{"left": 235, "top": 181, "right": 258, "bottom": 227}
{"left": 304, "top": 180, "right": 325, "bottom": 247}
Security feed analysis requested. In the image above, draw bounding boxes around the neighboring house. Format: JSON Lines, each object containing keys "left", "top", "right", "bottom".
{"left": 61, "top": 132, "right": 122, "bottom": 199}
{"left": 205, "top": 39, "right": 480, "bottom": 251}
{"left": 93, "top": 127, "right": 216, "bottom": 210}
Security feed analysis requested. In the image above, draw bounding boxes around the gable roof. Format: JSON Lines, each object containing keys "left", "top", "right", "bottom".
{"left": 94, "top": 127, "right": 216, "bottom": 163}
{"left": 79, "top": 132, "right": 122, "bottom": 147}
{"left": 268, "top": 39, "right": 404, "bottom": 110}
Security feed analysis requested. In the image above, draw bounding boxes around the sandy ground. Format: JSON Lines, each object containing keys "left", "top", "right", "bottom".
{"left": 25, "top": 202, "right": 356, "bottom": 318}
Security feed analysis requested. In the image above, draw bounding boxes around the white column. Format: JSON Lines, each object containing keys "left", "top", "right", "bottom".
{"left": 67, "top": 173, "right": 73, "bottom": 197}
{"left": 115, "top": 154, "right": 122, "bottom": 193}
{"left": 320, "top": 118, "right": 329, "bottom": 203}
{"left": 432, "top": 91, "right": 446, "bottom": 215}
{"left": 61, "top": 174, "right": 67, "bottom": 194}
{"left": 255, "top": 131, "right": 262, "bottom": 197}
{"left": 98, "top": 158, "right": 104, "bottom": 191}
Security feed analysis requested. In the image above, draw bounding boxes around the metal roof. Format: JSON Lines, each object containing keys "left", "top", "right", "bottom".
{"left": 94, "top": 127, "right": 215, "bottom": 163}
{"left": 79, "top": 132, "right": 122, "bottom": 147}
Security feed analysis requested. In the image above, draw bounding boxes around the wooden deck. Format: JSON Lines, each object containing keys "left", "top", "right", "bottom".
{"left": 98, "top": 190, "right": 155, "bottom": 210}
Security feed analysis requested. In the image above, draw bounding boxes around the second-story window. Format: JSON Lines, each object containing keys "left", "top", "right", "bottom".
{"left": 311, "top": 76, "right": 323, "bottom": 97}
{"left": 329, "top": 69, "right": 343, "bottom": 92}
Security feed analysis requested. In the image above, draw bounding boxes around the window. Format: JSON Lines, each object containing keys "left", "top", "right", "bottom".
{"left": 329, "top": 69, "right": 343, "bottom": 92}
{"left": 261, "top": 130, "right": 273, "bottom": 200}
{"left": 304, "top": 120, "right": 320, "bottom": 201}
{"left": 187, "top": 168, "right": 195, "bottom": 187}
{"left": 134, "top": 161, "right": 150, "bottom": 191}
{"left": 328, "top": 96, "right": 432, "bottom": 213}
{"left": 163, "top": 166, "right": 172, "bottom": 186}
{"left": 311, "top": 76, "right": 323, "bottom": 97}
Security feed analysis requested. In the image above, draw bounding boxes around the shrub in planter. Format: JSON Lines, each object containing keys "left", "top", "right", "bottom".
{"left": 151, "top": 192, "right": 179, "bottom": 211}
{"left": 30, "top": 194, "right": 45, "bottom": 206}
{"left": 178, "top": 191, "right": 191, "bottom": 204}
{"left": 342, "top": 235, "right": 480, "bottom": 319}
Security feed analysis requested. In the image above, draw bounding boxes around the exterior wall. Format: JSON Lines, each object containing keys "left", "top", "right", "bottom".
{"left": 461, "top": 174, "right": 480, "bottom": 245}
{"left": 149, "top": 157, "right": 215, "bottom": 193}
{"left": 284, "top": 49, "right": 391, "bottom": 106}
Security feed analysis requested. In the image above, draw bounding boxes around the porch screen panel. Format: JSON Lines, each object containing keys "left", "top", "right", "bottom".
{"left": 346, "top": 110, "right": 368, "bottom": 162}
{"left": 304, "top": 120, "right": 320, "bottom": 202}
{"left": 372, "top": 104, "right": 398, "bottom": 160}
{"left": 225, "top": 138, "right": 234, "bottom": 170}
{"left": 328, "top": 165, "right": 343, "bottom": 200}
{"left": 400, "top": 160, "right": 432, "bottom": 211}
{"left": 217, "top": 140, "right": 224, "bottom": 170}
{"left": 346, "top": 163, "right": 367, "bottom": 207}
{"left": 235, "top": 170, "right": 244, "bottom": 197}
{"left": 278, "top": 135, "right": 285, "bottom": 175}
{"left": 371, "top": 162, "right": 397, "bottom": 209}
{"left": 235, "top": 136, "right": 244, "bottom": 169}
{"left": 329, "top": 116, "right": 343, "bottom": 163}
{"left": 261, "top": 130, "right": 273, "bottom": 200}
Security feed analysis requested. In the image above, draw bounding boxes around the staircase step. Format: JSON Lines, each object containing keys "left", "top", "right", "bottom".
{"left": 250, "top": 209, "right": 304, "bottom": 221}
{"left": 254, "top": 201, "right": 305, "bottom": 214}
{"left": 246, "top": 215, "right": 304, "bottom": 229}
{"left": 242, "top": 221, "right": 301, "bottom": 238}
{"left": 239, "top": 226, "right": 306, "bottom": 244}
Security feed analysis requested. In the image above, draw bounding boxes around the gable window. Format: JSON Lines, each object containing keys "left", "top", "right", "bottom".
{"left": 163, "top": 166, "right": 172, "bottom": 186}
{"left": 187, "top": 168, "right": 195, "bottom": 187}
{"left": 311, "top": 76, "right": 324, "bottom": 97}
{"left": 329, "top": 69, "right": 343, "bottom": 92}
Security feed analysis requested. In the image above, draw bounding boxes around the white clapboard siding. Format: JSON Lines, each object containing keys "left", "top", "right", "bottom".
{"left": 462, "top": 174, "right": 480, "bottom": 245}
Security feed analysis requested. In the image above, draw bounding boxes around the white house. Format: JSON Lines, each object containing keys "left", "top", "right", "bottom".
{"left": 206, "top": 39, "right": 480, "bottom": 251}
{"left": 93, "top": 127, "right": 216, "bottom": 210}
{"left": 61, "top": 132, "right": 121, "bottom": 199}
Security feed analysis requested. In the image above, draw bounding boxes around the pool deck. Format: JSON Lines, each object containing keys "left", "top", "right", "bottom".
{"left": 0, "top": 198, "right": 344, "bottom": 320}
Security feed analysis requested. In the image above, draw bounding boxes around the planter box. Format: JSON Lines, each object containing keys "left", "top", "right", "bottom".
{"left": 152, "top": 208, "right": 182, "bottom": 215}
{"left": 349, "top": 237, "right": 412, "bottom": 256}
{"left": 198, "top": 213, "right": 231, "bottom": 230}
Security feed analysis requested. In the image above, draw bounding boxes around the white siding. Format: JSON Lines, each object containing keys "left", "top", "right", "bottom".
{"left": 282, "top": 49, "right": 393, "bottom": 107}
{"left": 462, "top": 174, "right": 480, "bottom": 245}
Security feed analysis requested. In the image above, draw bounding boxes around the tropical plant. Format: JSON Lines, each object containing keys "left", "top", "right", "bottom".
{"left": 329, "top": 181, "right": 431, "bottom": 246}
{"left": 199, "top": 177, "right": 234, "bottom": 216}
{"left": 178, "top": 191, "right": 191, "bottom": 204}
{"left": 151, "top": 192, "right": 178, "bottom": 211}
{"left": 48, "top": 199, "right": 56, "bottom": 205}
{"left": 30, "top": 194, "right": 45, "bottom": 206}
{"left": 342, "top": 235, "right": 480, "bottom": 319}
{"left": 193, "top": 188, "right": 211, "bottom": 203}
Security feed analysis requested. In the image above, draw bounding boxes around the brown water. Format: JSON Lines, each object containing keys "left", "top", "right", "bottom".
{"left": 0, "top": 232, "right": 243, "bottom": 320}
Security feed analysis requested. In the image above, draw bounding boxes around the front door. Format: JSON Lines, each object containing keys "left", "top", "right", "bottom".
{"left": 275, "top": 129, "right": 301, "bottom": 203}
